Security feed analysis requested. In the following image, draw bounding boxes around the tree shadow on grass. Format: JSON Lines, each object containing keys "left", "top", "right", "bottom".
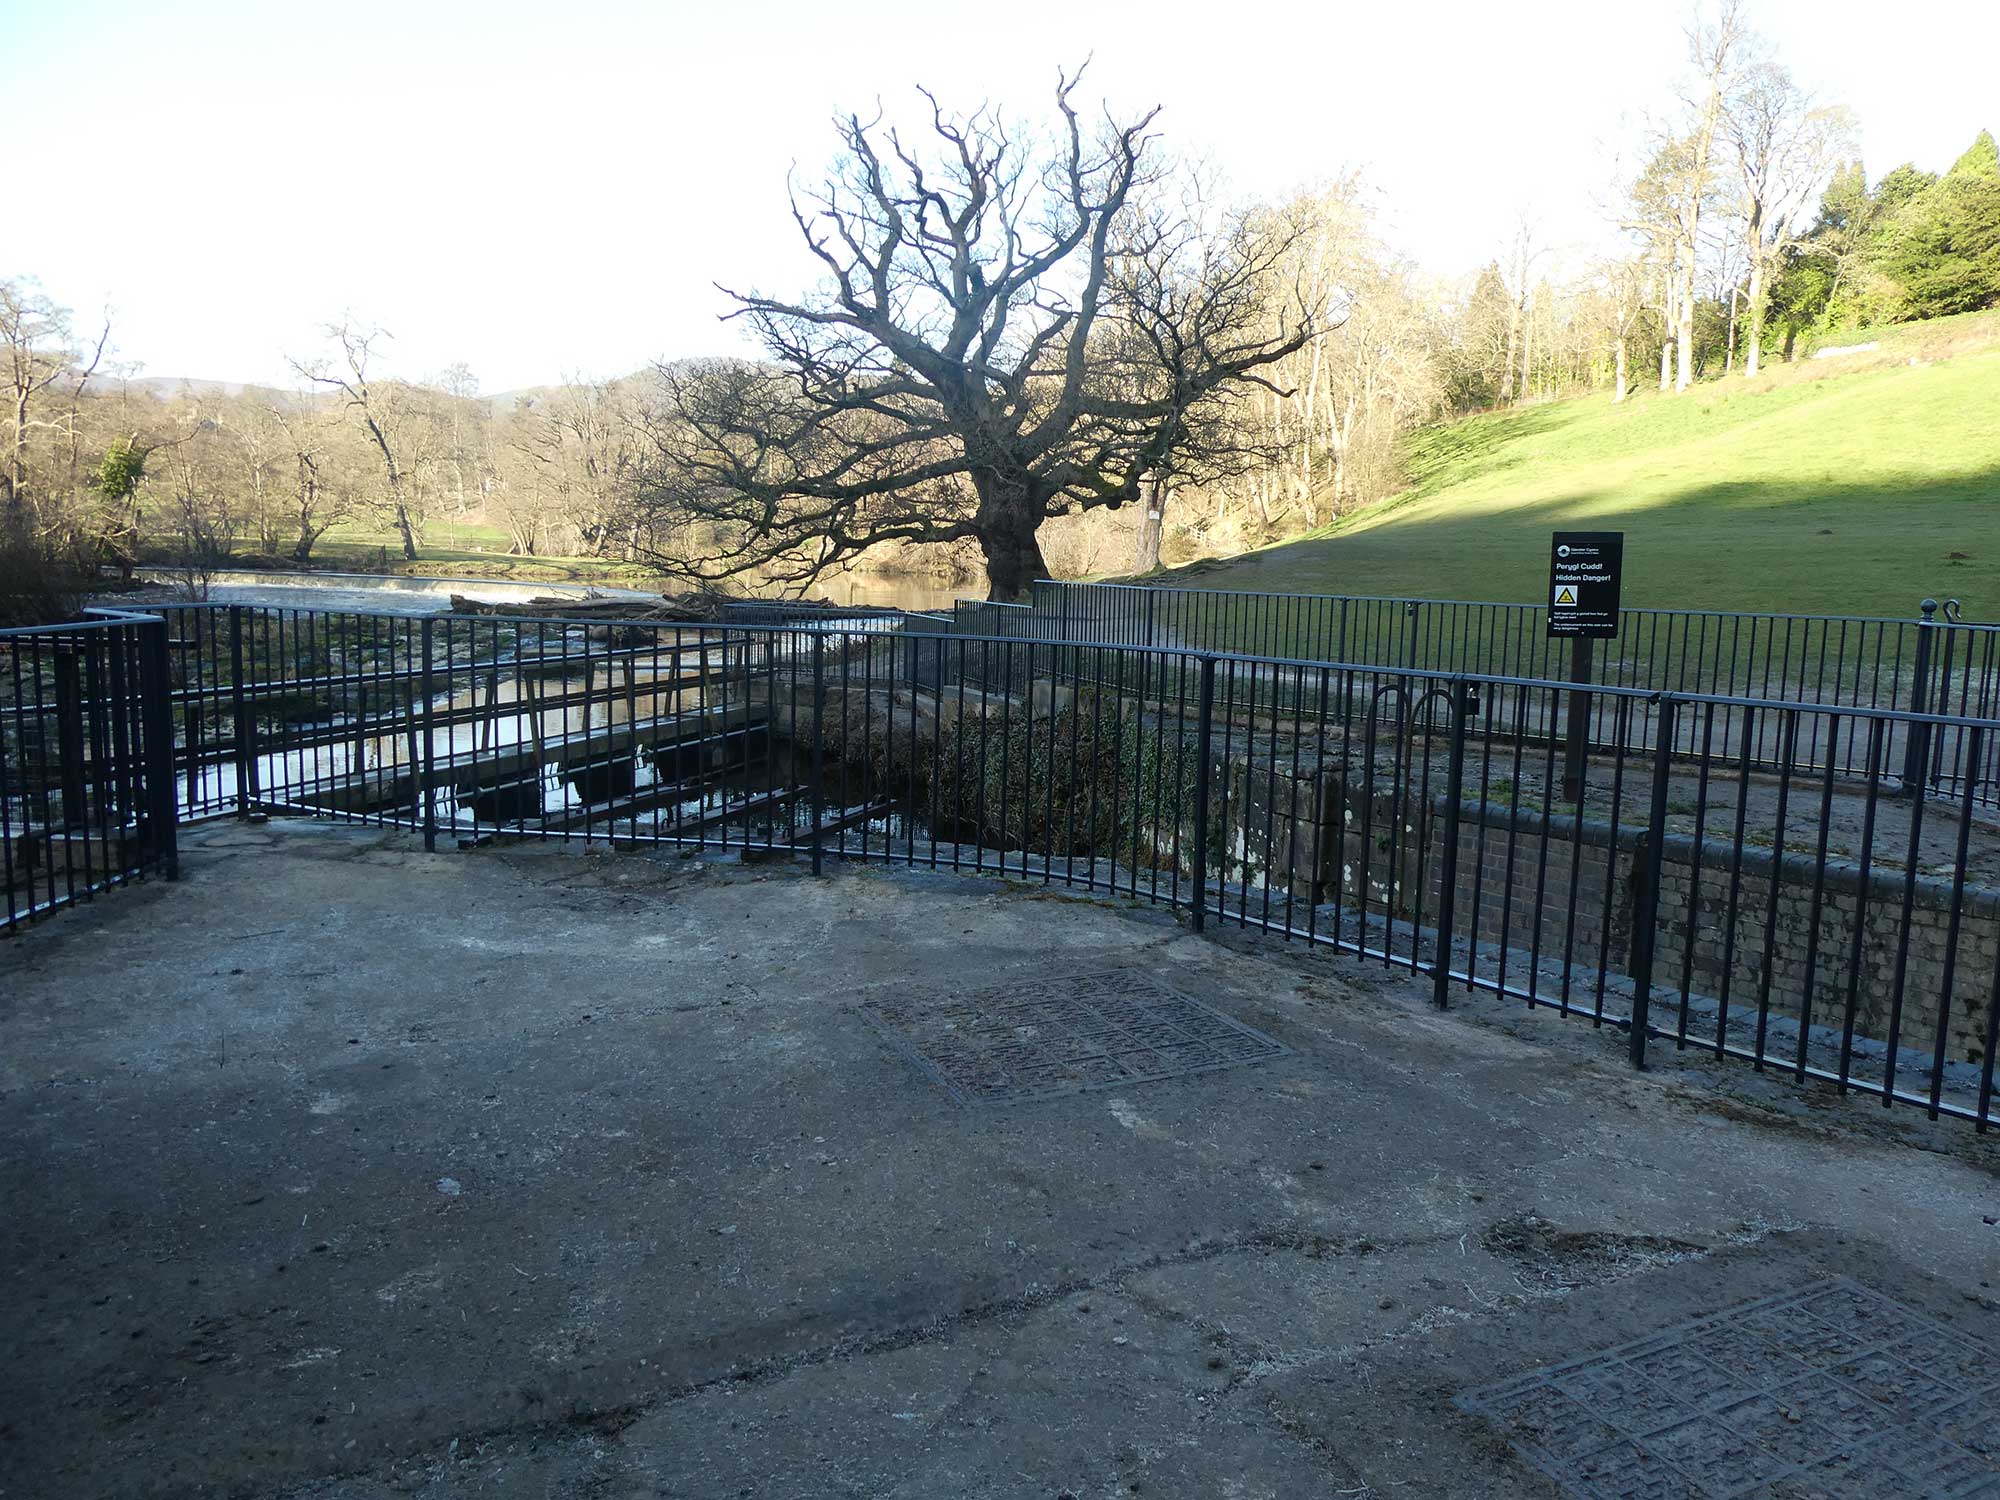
{"left": 1170, "top": 467, "right": 2000, "bottom": 618}
{"left": 1398, "top": 403, "right": 1576, "bottom": 500}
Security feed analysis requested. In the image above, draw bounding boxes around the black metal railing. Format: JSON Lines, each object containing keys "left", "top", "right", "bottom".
{"left": 17, "top": 600, "right": 2000, "bottom": 1131}
{"left": 2, "top": 609, "right": 179, "bottom": 931}
{"left": 1009, "top": 581, "right": 2000, "bottom": 808}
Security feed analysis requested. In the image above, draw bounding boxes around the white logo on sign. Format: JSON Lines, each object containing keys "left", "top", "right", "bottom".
{"left": 1553, "top": 585, "right": 1579, "bottom": 607}
{"left": 1556, "top": 544, "right": 1572, "bottom": 558}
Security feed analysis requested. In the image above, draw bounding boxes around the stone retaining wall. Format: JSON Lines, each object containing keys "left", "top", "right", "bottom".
{"left": 1212, "top": 761, "right": 1998, "bottom": 1065}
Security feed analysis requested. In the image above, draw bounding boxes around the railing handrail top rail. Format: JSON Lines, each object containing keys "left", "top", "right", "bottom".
{"left": 1032, "top": 578, "right": 1990, "bottom": 629}
{"left": 0, "top": 607, "right": 165, "bottom": 639}
{"left": 128, "top": 592, "right": 2000, "bottom": 635}
{"left": 24, "top": 603, "right": 1998, "bottom": 731}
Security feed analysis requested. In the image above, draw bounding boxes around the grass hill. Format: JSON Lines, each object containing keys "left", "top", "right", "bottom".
{"left": 1154, "top": 309, "right": 2000, "bottom": 619}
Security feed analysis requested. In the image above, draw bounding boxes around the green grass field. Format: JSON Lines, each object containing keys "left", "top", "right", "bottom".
{"left": 1153, "top": 311, "right": 2000, "bottom": 619}
{"left": 290, "top": 520, "right": 657, "bottom": 586}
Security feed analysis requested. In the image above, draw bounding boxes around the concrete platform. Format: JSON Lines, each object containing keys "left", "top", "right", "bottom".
{"left": 1, "top": 821, "right": 1996, "bottom": 1499}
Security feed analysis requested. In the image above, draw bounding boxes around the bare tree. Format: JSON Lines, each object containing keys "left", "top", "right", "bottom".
{"left": 637, "top": 72, "right": 1320, "bottom": 599}
{"left": 262, "top": 391, "right": 355, "bottom": 563}
{"left": 1667, "top": 0, "right": 1748, "bottom": 390}
{"left": 1605, "top": 257, "right": 1649, "bottom": 402}
{"left": 2, "top": 278, "right": 108, "bottom": 534}
{"left": 293, "top": 321, "right": 421, "bottom": 560}
{"left": 1106, "top": 176, "right": 1338, "bottom": 570}
{"left": 510, "top": 378, "right": 641, "bottom": 557}
{"left": 1497, "top": 219, "right": 1539, "bottom": 403}
{"left": 431, "top": 362, "right": 486, "bottom": 519}
{"left": 1725, "top": 62, "right": 1853, "bottom": 377}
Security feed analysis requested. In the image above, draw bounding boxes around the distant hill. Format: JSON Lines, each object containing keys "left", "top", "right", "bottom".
{"left": 105, "top": 375, "right": 258, "bottom": 400}
{"left": 1150, "top": 309, "right": 2000, "bottom": 619}
{"left": 108, "top": 370, "right": 659, "bottom": 407}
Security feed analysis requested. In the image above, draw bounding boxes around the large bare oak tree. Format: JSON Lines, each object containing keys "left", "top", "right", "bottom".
{"left": 639, "top": 72, "right": 1323, "bottom": 599}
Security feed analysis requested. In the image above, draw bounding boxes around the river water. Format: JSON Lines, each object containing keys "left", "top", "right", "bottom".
{"left": 128, "top": 568, "right": 973, "bottom": 617}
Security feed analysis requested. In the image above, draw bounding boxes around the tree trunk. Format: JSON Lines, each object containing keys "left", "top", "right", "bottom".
{"left": 979, "top": 522, "right": 1049, "bottom": 601}
{"left": 1725, "top": 286, "right": 1739, "bottom": 375}
{"left": 1519, "top": 292, "right": 1534, "bottom": 400}
{"left": 1500, "top": 300, "right": 1520, "bottom": 403}
{"left": 1676, "top": 271, "right": 1696, "bottom": 392}
{"left": 1744, "top": 254, "right": 1766, "bottom": 378}
{"left": 1655, "top": 270, "right": 1674, "bottom": 392}
{"left": 974, "top": 474, "right": 1050, "bottom": 601}
{"left": 6, "top": 391, "right": 29, "bottom": 526}
{"left": 392, "top": 499, "right": 418, "bottom": 560}
{"left": 1613, "top": 336, "right": 1629, "bottom": 403}
{"left": 1132, "top": 475, "right": 1165, "bottom": 575}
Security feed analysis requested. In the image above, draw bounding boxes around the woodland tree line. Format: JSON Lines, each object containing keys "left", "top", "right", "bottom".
{"left": 4, "top": 4, "right": 1995, "bottom": 610}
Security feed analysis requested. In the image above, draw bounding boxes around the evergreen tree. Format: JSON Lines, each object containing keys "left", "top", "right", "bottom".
{"left": 1878, "top": 131, "right": 2000, "bottom": 317}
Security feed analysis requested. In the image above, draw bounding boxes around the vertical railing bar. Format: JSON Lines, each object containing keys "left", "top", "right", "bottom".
{"left": 809, "top": 633, "right": 825, "bottom": 876}
{"left": 1189, "top": 654, "right": 1216, "bottom": 933}
{"left": 1676, "top": 704, "right": 1716, "bottom": 1048}
{"left": 1793, "top": 715, "right": 1841, "bottom": 1083}
{"left": 1715, "top": 707, "right": 1756, "bottom": 1058}
{"left": 1750, "top": 713, "right": 1799, "bottom": 1068}
{"left": 1628, "top": 694, "right": 1678, "bottom": 1068}
{"left": 1430, "top": 678, "right": 1471, "bottom": 1008}
{"left": 1832, "top": 720, "right": 1880, "bottom": 1096}
{"left": 421, "top": 617, "right": 438, "bottom": 852}
{"left": 1925, "top": 727, "right": 1981, "bottom": 1119}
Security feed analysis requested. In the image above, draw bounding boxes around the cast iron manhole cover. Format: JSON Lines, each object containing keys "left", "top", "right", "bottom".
{"left": 1456, "top": 1277, "right": 1999, "bottom": 1499}
{"left": 860, "top": 967, "right": 1288, "bottom": 1105}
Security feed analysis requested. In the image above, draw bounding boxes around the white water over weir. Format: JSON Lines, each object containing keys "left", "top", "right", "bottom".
{"left": 136, "top": 568, "right": 665, "bottom": 615}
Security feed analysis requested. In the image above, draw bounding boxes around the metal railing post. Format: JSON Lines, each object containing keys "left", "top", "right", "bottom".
{"left": 1337, "top": 599, "right": 1352, "bottom": 722}
{"left": 1189, "top": 654, "right": 1217, "bottom": 932}
{"left": 1430, "top": 678, "right": 1473, "bottom": 1008}
{"left": 228, "top": 606, "right": 257, "bottom": 816}
{"left": 1901, "top": 598, "right": 1937, "bottom": 789}
{"left": 810, "top": 632, "right": 826, "bottom": 876}
{"left": 1928, "top": 609, "right": 1959, "bottom": 789}
{"left": 136, "top": 616, "right": 180, "bottom": 879}
{"left": 1562, "top": 636, "right": 1594, "bottom": 803}
{"left": 53, "top": 645, "right": 87, "bottom": 829}
{"left": 420, "top": 616, "right": 438, "bottom": 852}
{"left": 1142, "top": 587, "right": 1158, "bottom": 649}
{"left": 1627, "top": 695, "right": 1679, "bottom": 1068}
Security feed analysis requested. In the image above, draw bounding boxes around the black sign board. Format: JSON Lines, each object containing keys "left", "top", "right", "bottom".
{"left": 1547, "top": 531, "right": 1624, "bottom": 639}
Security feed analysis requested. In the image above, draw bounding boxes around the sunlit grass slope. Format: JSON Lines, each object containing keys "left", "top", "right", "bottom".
{"left": 1158, "top": 314, "right": 2000, "bottom": 618}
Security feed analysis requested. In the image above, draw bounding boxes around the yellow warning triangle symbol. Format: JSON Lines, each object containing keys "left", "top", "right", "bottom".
{"left": 1554, "top": 585, "right": 1578, "bottom": 607}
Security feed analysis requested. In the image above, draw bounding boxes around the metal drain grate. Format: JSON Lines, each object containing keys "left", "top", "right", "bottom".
{"left": 1456, "top": 1276, "right": 2000, "bottom": 1499}
{"left": 860, "top": 967, "right": 1289, "bottom": 1105}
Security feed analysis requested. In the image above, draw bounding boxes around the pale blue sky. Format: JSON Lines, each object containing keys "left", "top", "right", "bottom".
{"left": 6, "top": 0, "right": 1994, "bottom": 391}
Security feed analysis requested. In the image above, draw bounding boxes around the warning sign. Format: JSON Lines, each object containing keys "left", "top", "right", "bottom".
{"left": 1547, "top": 532, "right": 1623, "bottom": 639}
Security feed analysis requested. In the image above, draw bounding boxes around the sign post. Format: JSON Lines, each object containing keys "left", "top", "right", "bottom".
{"left": 1546, "top": 531, "right": 1624, "bottom": 803}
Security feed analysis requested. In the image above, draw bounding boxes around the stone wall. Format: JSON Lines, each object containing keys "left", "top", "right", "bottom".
{"left": 1645, "top": 836, "right": 1999, "bottom": 1066}
{"left": 1435, "top": 804, "right": 1998, "bottom": 1066}
{"left": 1209, "top": 762, "right": 1998, "bottom": 1066}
